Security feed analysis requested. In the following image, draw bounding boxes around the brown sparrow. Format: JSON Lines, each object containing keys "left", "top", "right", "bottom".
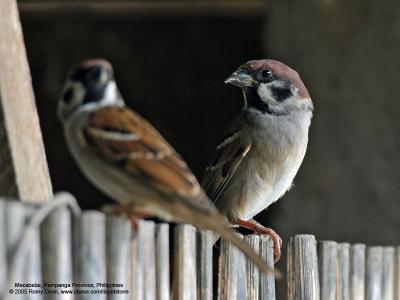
{"left": 202, "top": 59, "right": 313, "bottom": 262}
{"left": 57, "top": 58, "right": 275, "bottom": 274}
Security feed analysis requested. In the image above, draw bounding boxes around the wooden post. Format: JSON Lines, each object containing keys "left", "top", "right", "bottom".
{"left": 106, "top": 216, "right": 131, "bottom": 300}
{"left": 131, "top": 220, "right": 156, "bottom": 300}
{"left": 218, "top": 233, "right": 247, "bottom": 300}
{"left": 395, "top": 247, "right": 400, "bottom": 300}
{"left": 382, "top": 247, "right": 395, "bottom": 300}
{"left": 350, "top": 244, "right": 366, "bottom": 300}
{"left": 287, "top": 235, "right": 320, "bottom": 300}
{"left": 244, "top": 235, "right": 260, "bottom": 300}
{"left": 5, "top": 201, "right": 42, "bottom": 300}
{"left": 173, "top": 224, "right": 197, "bottom": 300}
{"left": 155, "top": 224, "right": 170, "bottom": 300}
{"left": 366, "top": 247, "right": 383, "bottom": 300}
{"left": 318, "top": 241, "right": 338, "bottom": 300}
{"left": 0, "top": 0, "right": 52, "bottom": 203}
{"left": 197, "top": 230, "right": 213, "bottom": 300}
{"left": 141, "top": 221, "right": 156, "bottom": 300}
{"left": 41, "top": 207, "right": 73, "bottom": 300}
{"left": 75, "top": 211, "right": 106, "bottom": 300}
{"left": 236, "top": 236, "right": 248, "bottom": 300}
{"left": 337, "top": 243, "right": 350, "bottom": 300}
{"left": 0, "top": 200, "right": 7, "bottom": 296}
{"left": 259, "top": 235, "right": 275, "bottom": 300}
{"left": 130, "top": 224, "right": 143, "bottom": 300}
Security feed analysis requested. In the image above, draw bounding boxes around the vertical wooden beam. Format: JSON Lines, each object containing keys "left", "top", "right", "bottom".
{"left": 395, "top": 247, "right": 400, "bottom": 300}
{"left": 287, "top": 235, "right": 320, "bottom": 300}
{"left": 337, "top": 243, "right": 350, "bottom": 300}
{"left": 318, "top": 241, "right": 338, "bottom": 300}
{"left": 197, "top": 230, "right": 213, "bottom": 300}
{"left": 106, "top": 216, "right": 131, "bottom": 300}
{"left": 244, "top": 235, "right": 260, "bottom": 300}
{"left": 0, "top": 0, "right": 52, "bottom": 203}
{"left": 141, "top": 221, "right": 156, "bottom": 300}
{"left": 130, "top": 220, "right": 156, "bottom": 300}
{"left": 41, "top": 207, "right": 73, "bottom": 300}
{"left": 218, "top": 233, "right": 247, "bottom": 300}
{"left": 259, "top": 235, "right": 275, "bottom": 300}
{"left": 173, "top": 224, "right": 197, "bottom": 300}
{"left": 382, "top": 247, "right": 395, "bottom": 300}
{"left": 5, "top": 201, "right": 42, "bottom": 300}
{"left": 350, "top": 244, "right": 366, "bottom": 300}
{"left": 0, "top": 200, "right": 7, "bottom": 297}
{"left": 75, "top": 211, "right": 106, "bottom": 300}
{"left": 155, "top": 224, "right": 170, "bottom": 300}
{"left": 366, "top": 247, "right": 383, "bottom": 300}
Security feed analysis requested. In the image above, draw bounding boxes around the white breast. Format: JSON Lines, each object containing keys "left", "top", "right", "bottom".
{"left": 221, "top": 110, "right": 311, "bottom": 221}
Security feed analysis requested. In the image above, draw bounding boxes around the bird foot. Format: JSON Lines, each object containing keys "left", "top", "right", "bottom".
{"left": 237, "top": 219, "right": 282, "bottom": 263}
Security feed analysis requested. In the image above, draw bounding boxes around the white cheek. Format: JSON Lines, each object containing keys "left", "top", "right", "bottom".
{"left": 102, "top": 81, "right": 120, "bottom": 105}
{"left": 64, "top": 81, "right": 85, "bottom": 107}
{"left": 257, "top": 84, "right": 274, "bottom": 102}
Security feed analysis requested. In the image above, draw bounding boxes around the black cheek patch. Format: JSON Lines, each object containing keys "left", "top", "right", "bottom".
{"left": 63, "top": 87, "right": 74, "bottom": 103}
{"left": 83, "top": 84, "right": 106, "bottom": 104}
{"left": 270, "top": 87, "right": 293, "bottom": 102}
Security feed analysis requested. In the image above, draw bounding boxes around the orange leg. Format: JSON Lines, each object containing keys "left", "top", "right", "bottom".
{"left": 237, "top": 219, "right": 282, "bottom": 263}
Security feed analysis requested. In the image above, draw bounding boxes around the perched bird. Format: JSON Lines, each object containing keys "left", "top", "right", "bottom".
{"left": 202, "top": 59, "right": 313, "bottom": 261}
{"left": 58, "top": 58, "right": 275, "bottom": 274}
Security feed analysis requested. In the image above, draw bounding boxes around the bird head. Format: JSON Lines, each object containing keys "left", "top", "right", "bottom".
{"left": 225, "top": 59, "right": 313, "bottom": 116}
{"left": 58, "top": 58, "right": 123, "bottom": 122}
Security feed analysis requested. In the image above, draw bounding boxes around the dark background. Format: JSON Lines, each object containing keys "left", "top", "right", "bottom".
{"left": 19, "top": 0, "right": 400, "bottom": 297}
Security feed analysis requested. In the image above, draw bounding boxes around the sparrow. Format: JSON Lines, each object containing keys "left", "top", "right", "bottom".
{"left": 57, "top": 58, "right": 275, "bottom": 274}
{"left": 202, "top": 59, "right": 313, "bottom": 262}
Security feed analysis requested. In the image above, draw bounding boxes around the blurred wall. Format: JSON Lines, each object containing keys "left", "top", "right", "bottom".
{"left": 264, "top": 0, "right": 400, "bottom": 246}
{"left": 20, "top": 5, "right": 265, "bottom": 209}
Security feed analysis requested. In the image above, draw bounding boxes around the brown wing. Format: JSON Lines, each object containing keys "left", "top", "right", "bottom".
{"left": 201, "top": 114, "right": 251, "bottom": 202}
{"left": 84, "top": 105, "right": 204, "bottom": 202}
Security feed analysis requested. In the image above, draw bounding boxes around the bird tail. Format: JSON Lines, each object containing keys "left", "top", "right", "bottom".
{"left": 205, "top": 215, "right": 280, "bottom": 277}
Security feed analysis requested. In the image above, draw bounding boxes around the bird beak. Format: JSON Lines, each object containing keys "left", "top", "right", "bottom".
{"left": 224, "top": 69, "right": 255, "bottom": 87}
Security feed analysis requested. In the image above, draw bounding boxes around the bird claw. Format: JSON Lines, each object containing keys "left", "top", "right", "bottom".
{"left": 237, "top": 219, "right": 282, "bottom": 263}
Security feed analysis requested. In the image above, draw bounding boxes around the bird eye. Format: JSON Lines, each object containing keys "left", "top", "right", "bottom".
{"left": 261, "top": 69, "right": 272, "bottom": 79}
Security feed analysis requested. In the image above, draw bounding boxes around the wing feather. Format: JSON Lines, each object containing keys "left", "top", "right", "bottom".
{"left": 201, "top": 114, "right": 251, "bottom": 202}
{"left": 84, "top": 106, "right": 201, "bottom": 200}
